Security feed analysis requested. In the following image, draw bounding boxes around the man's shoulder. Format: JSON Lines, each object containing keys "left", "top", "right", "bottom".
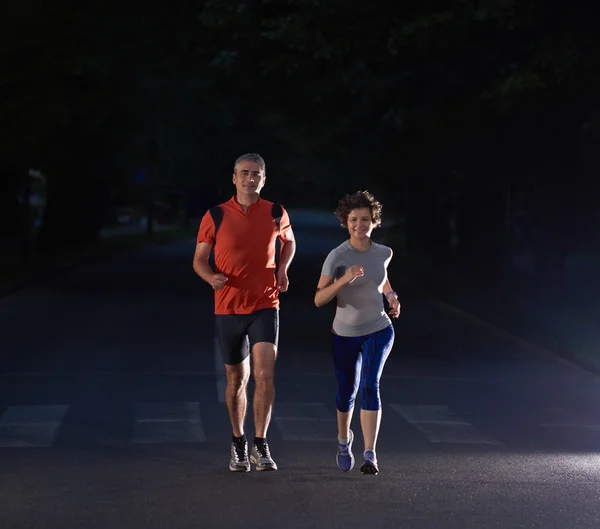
{"left": 258, "top": 198, "right": 286, "bottom": 210}
{"left": 214, "top": 197, "right": 235, "bottom": 211}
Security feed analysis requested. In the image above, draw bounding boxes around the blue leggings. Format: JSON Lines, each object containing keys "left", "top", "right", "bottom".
{"left": 331, "top": 325, "right": 395, "bottom": 412}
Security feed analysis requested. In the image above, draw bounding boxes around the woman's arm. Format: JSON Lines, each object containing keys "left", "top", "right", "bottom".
{"left": 314, "top": 275, "right": 347, "bottom": 307}
{"left": 314, "top": 265, "right": 364, "bottom": 307}
{"left": 382, "top": 279, "right": 401, "bottom": 318}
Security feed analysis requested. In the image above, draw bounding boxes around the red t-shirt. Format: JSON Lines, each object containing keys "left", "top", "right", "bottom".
{"left": 197, "top": 196, "right": 293, "bottom": 315}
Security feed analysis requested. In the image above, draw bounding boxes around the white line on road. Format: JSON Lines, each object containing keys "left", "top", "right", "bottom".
{"left": 539, "top": 423, "right": 600, "bottom": 431}
{"left": 0, "top": 405, "right": 69, "bottom": 447}
{"left": 390, "top": 404, "right": 503, "bottom": 445}
{"left": 132, "top": 402, "right": 206, "bottom": 444}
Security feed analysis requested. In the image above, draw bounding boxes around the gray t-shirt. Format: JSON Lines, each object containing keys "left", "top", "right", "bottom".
{"left": 321, "top": 240, "right": 393, "bottom": 337}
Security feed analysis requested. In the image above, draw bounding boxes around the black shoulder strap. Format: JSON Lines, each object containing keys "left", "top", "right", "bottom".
{"left": 211, "top": 203, "right": 282, "bottom": 243}
{"left": 271, "top": 202, "right": 283, "bottom": 233}
{"left": 209, "top": 206, "right": 224, "bottom": 243}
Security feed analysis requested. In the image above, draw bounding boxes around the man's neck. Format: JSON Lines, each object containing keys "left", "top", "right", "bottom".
{"left": 236, "top": 193, "right": 260, "bottom": 208}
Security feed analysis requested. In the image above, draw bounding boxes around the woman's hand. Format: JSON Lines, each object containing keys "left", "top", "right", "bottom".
{"left": 342, "top": 265, "right": 364, "bottom": 284}
{"left": 388, "top": 295, "right": 401, "bottom": 318}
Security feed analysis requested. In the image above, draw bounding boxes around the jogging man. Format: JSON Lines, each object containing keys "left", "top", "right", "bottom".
{"left": 193, "top": 153, "right": 296, "bottom": 472}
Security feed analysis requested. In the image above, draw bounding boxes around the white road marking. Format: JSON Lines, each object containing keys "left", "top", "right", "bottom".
{"left": 132, "top": 402, "right": 206, "bottom": 444}
{"left": 540, "top": 423, "right": 600, "bottom": 431}
{"left": 391, "top": 404, "right": 503, "bottom": 445}
{"left": 0, "top": 405, "right": 69, "bottom": 447}
{"left": 273, "top": 402, "right": 336, "bottom": 441}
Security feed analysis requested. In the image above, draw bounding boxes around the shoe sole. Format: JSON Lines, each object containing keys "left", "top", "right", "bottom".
{"left": 360, "top": 462, "right": 379, "bottom": 475}
{"left": 229, "top": 463, "right": 251, "bottom": 472}
{"left": 250, "top": 454, "right": 278, "bottom": 471}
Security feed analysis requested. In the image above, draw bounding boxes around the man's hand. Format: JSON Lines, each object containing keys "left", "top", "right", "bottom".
{"left": 276, "top": 268, "right": 289, "bottom": 292}
{"left": 210, "top": 273, "right": 228, "bottom": 290}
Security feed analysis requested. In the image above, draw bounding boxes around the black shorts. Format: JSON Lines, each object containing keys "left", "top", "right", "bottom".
{"left": 215, "top": 308, "right": 279, "bottom": 365}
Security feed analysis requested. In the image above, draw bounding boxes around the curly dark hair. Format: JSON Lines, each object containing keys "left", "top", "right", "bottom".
{"left": 334, "top": 190, "right": 383, "bottom": 229}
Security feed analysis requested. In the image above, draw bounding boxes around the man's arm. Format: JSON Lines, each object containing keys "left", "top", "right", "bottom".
{"left": 193, "top": 242, "right": 215, "bottom": 283}
{"left": 275, "top": 228, "right": 296, "bottom": 292}
{"left": 278, "top": 229, "right": 296, "bottom": 272}
{"left": 193, "top": 242, "right": 227, "bottom": 289}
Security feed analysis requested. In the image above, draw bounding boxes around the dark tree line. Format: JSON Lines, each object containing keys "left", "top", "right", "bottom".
{"left": 1, "top": 0, "right": 599, "bottom": 284}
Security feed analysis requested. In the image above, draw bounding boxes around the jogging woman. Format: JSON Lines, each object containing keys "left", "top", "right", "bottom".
{"left": 314, "top": 190, "right": 400, "bottom": 475}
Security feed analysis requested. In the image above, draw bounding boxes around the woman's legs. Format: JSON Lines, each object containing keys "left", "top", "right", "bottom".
{"left": 331, "top": 333, "right": 362, "bottom": 440}
{"left": 331, "top": 333, "right": 362, "bottom": 471}
{"left": 358, "top": 325, "right": 395, "bottom": 463}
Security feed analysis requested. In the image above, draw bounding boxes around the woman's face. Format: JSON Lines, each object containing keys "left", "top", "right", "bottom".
{"left": 346, "top": 207, "right": 374, "bottom": 239}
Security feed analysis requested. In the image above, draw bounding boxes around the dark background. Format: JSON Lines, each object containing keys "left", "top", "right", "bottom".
{"left": 2, "top": 0, "right": 599, "bottom": 288}
{"left": 3, "top": 5, "right": 600, "bottom": 527}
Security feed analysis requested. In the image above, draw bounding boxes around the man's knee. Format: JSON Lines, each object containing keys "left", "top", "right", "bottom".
{"left": 252, "top": 342, "right": 277, "bottom": 386}
{"left": 225, "top": 361, "right": 250, "bottom": 393}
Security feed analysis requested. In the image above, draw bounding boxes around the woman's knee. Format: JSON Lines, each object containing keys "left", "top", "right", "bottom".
{"left": 336, "top": 392, "right": 356, "bottom": 413}
{"left": 359, "top": 382, "right": 382, "bottom": 411}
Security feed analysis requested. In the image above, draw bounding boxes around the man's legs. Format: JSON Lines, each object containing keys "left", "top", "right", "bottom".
{"left": 225, "top": 357, "right": 251, "bottom": 437}
{"left": 216, "top": 314, "right": 252, "bottom": 472}
{"left": 252, "top": 341, "right": 278, "bottom": 438}
{"left": 247, "top": 309, "right": 279, "bottom": 470}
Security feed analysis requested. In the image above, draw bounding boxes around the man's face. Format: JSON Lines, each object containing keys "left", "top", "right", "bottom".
{"left": 232, "top": 161, "right": 265, "bottom": 196}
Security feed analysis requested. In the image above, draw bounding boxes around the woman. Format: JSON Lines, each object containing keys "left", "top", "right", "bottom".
{"left": 314, "top": 190, "right": 400, "bottom": 475}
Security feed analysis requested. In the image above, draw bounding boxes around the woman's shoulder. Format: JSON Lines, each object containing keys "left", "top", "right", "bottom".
{"left": 371, "top": 241, "right": 393, "bottom": 257}
{"left": 326, "top": 240, "right": 351, "bottom": 257}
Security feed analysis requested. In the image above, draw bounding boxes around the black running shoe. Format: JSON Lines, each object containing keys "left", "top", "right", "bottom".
{"left": 250, "top": 441, "right": 278, "bottom": 471}
{"left": 229, "top": 439, "right": 251, "bottom": 472}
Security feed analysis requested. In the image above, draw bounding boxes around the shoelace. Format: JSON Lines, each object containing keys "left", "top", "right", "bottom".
{"left": 255, "top": 443, "right": 271, "bottom": 459}
{"left": 364, "top": 451, "right": 377, "bottom": 465}
{"left": 233, "top": 443, "right": 247, "bottom": 462}
{"left": 338, "top": 443, "right": 350, "bottom": 456}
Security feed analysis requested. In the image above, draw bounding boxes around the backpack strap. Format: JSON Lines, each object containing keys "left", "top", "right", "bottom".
{"left": 209, "top": 206, "right": 224, "bottom": 244}
{"left": 271, "top": 202, "right": 283, "bottom": 233}
{"left": 211, "top": 202, "right": 283, "bottom": 244}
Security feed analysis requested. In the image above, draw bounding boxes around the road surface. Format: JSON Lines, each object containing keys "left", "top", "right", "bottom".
{"left": 1, "top": 210, "right": 600, "bottom": 529}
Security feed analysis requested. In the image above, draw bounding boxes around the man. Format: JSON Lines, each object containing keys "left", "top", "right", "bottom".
{"left": 193, "top": 153, "right": 296, "bottom": 472}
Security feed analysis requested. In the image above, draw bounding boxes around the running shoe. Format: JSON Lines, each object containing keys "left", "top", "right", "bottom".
{"left": 229, "top": 439, "right": 251, "bottom": 472}
{"left": 336, "top": 429, "right": 355, "bottom": 472}
{"left": 250, "top": 441, "right": 278, "bottom": 471}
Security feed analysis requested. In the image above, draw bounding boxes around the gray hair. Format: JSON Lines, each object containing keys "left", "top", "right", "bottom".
{"left": 233, "top": 153, "right": 266, "bottom": 175}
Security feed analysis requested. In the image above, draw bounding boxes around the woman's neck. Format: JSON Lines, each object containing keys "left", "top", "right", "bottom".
{"left": 348, "top": 237, "right": 371, "bottom": 251}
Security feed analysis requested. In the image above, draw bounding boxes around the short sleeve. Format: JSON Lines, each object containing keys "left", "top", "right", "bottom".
{"left": 383, "top": 246, "right": 393, "bottom": 268}
{"left": 197, "top": 210, "right": 216, "bottom": 246}
{"left": 278, "top": 206, "right": 293, "bottom": 242}
{"left": 321, "top": 249, "right": 338, "bottom": 277}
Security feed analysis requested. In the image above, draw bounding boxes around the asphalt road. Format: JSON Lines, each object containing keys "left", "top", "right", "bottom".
{"left": 1, "top": 210, "right": 600, "bottom": 529}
